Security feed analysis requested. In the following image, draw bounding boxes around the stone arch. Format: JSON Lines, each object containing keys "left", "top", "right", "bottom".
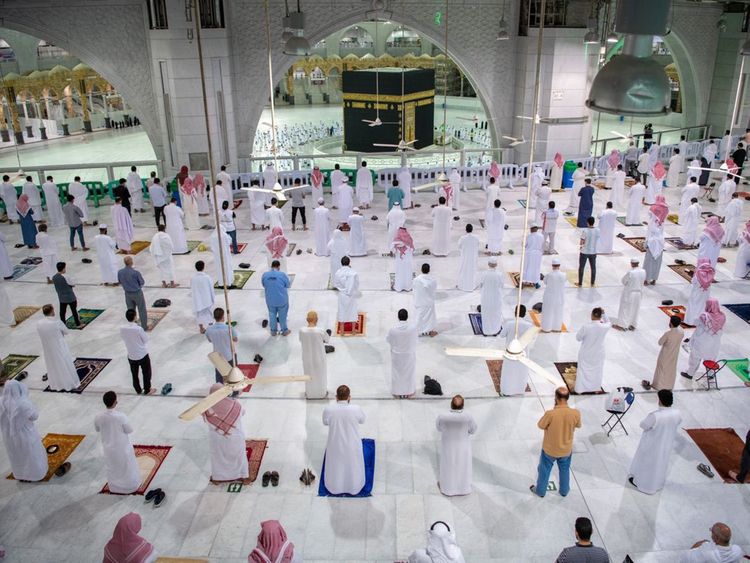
{"left": 660, "top": 30, "right": 701, "bottom": 127}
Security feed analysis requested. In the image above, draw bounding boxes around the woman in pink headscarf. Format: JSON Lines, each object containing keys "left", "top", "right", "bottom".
{"left": 697, "top": 216, "right": 725, "bottom": 267}
{"left": 179, "top": 176, "right": 200, "bottom": 230}
{"left": 391, "top": 226, "right": 415, "bottom": 292}
{"left": 550, "top": 152, "right": 564, "bottom": 190}
{"left": 264, "top": 226, "right": 288, "bottom": 272}
{"left": 193, "top": 173, "right": 210, "bottom": 215}
{"left": 605, "top": 149, "right": 621, "bottom": 189}
{"left": 734, "top": 220, "right": 750, "bottom": 278}
{"left": 681, "top": 298, "right": 726, "bottom": 383}
{"left": 15, "top": 194, "right": 38, "bottom": 248}
{"left": 103, "top": 513, "right": 156, "bottom": 563}
{"left": 684, "top": 257, "right": 715, "bottom": 326}
{"left": 248, "top": 520, "right": 300, "bottom": 563}
{"left": 645, "top": 160, "right": 665, "bottom": 205}
{"left": 203, "top": 383, "right": 250, "bottom": 484}
{"left": 644, "top": 195, "right": 668, "bottom": 284}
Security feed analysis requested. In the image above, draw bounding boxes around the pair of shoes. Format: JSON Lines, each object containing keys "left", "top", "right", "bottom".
{"left": 54, "top": 462, "right": 71, "bottom": 477}
{"left": 299, "top": 468, "right": 316, "bottom": 486}
{"left": 680, "top": 371, "right": 693, "bottom": 380}
{"left": 253, "top": 353, "right": 263, "bottom": 363}
{"left": 145, "top": 488, "right": 166, "bottom": 506}
{"left": 262, "top": 471, "right": 280, "bottom": 487}
{"left": 15, "top": 371, "right": 27, "bottom": 382}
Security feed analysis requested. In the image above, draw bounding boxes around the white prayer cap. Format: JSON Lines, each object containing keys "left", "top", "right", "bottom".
{"left": 393, "top": 201, "right": 400, "bottom": 206}
{"left": 317, "top": 198, "right": 324, "bottom": 204}
{"left": 630, "top": 257, "right": 640, "bottom": 264}
{"left": 353, "top": 207, "right": 360, "bottom": 212}
{"left": 488, "top": 257, "right": 498, "bottom": 265}
{"left": 530, "top": 223, "right": 539, "bottom": 229}
{"left": 551, "top": 258, "right": 561, "bottom": 266}
{"left": 99, "top": 224, "right": 107, "bottom": 229}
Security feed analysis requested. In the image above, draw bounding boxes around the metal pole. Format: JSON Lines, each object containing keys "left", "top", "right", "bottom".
{"left": 729, "top": 56, "right": 746, "bottom": 136}
{"left": 264, "top": 0, "right": 281, "bottom": 175}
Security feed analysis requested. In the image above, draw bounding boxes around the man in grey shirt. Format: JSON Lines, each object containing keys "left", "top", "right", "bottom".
{"left": 117, "top": 256, "right": 148, "bottom": 330}
{"left": 290, "top": 178, "right": 307, "bottom": 231}
{"left": 63, "top": 194, "right": 88, "bottom": 251}
{"left": 205, "top": 307, "right": 239, "bottom": 383}
{"left": 52, "top": 261, "right": 81, "bottom": 327}
{"left": 556, "top": 517, "right": 610, "bottom": 563}
{"left": 577, "top": 216, "right": 600, "bottom": 287}
{"left": 148, "top": 177, "right": 168, "bottom": 227}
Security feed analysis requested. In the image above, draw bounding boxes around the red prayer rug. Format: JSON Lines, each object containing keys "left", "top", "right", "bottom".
{"left": 486, "top": 360, "right": 531, "bottom": 394}
{"left": 554, "top": 362, "right": 605, "bottom": 395}
{"left": 686, "top": 428, "right": 749, "bottom": 483}
{"left": 658, "top": 305, "right": 693, "bottom": 328}
{"left": 238, "top": 363, "right": 259, "bottom": 392}
{"left": 621, "top": 237, "right": 647, "bottom": 252}
{"left": 336, "top": 313, "right": 366, "bottom": 336}
{"left": 245, "top": 439, "right": 267, "bottom": 484}
{"left": 100, "top": 444, "right": 171, "bottom": 495}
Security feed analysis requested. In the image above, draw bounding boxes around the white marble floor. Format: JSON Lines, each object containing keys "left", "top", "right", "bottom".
{"left": 0, "top": 176, "right": 749, "bottom": 562}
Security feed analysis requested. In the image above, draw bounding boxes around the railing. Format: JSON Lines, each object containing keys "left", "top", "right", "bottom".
{"left": 0, "top": 160, "right": 163, "bottom": 187}
{"left": 590, "top": 124, "right": 712, "bottom": 157}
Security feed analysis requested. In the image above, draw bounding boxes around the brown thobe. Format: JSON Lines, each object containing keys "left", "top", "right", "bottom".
{"left": 651, "top": 327, "right": 684, "bottom": 390}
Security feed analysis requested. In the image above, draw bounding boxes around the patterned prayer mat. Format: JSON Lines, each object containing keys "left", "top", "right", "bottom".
{"left": 185, "top": 240, "right": 201, "bottom": 253}
{"left": 564, "top": 217, "right": 578, "bottom": 228}
{"left": 20, "top": 257, "right": 42, "bottom": 265}
{"left": 529, "top": 310, "right": 568, "bottom": 332}
{"left": 724, "top": 303, "right": 750, "bottom": 325}
{"left": 319, "top": 438, "right": 375, "bottom": 497}
{"left": 469, "top": 313, "right": 483, "bottom": 335}
{"left": 554, "top": 362, "right": 605, "bottom": 395}
{"left": 10, "top": 264, "right": 35, "bottom": 280}
{"left": 517, "top": 199, "right": 527, "bottom": 208}
{"left": 486, "top": 360, "right": 531, "bottom": 394}
{"left": 615, "top": 216, "right": 630, "bottom": 226}
{"left": 7, "top": 433, "right": 85, "bottom": 482}
{"left": 657, "top": 305, "right": 692, "bottom": 328}
{"left": 336, "top": 313, "right": 366, "bottom": 336}
{"left": 668, "top": 263, "right": 695, "bottom": 283}
{"left": 238, "top": 363, "right": 260, "bottom": 393}
{"left": 723, "top": 359, "right": 749, "bottom": 384}
{"left": 44, "top": 357, "right": 111, "bottom": 393}
{"left": 508, "top": 271, "right": 521, "bottom": 288}
{"left": 141, "top": 309, "right": 168, "bottom": 332}
{"left": 666, "top": 237, "right": 694, "bottom": 250}
{"left": 130, "top": 240, "right": 151, "bottom": 255}
{"left": 686, "top": 428, "right": 749, "bottom": 483}
{"left": 245, "top": 439, "right": 267, "bottom": 484}
{"left": 235, "top": 243, "right": 248, "bottom": 254}
{"left": 66, "top": 308, "right": 105, "bottom": 329}
{"left": 215, "top": 270, "right": 253, "bottom": 289}
{"left": 566, "top": 269, "right": 595, "bottom": 287}
{"left": 621, "top": 237, "right": 647, "bottom": 252}
{"left": 12, "top": 305, "right": 40, "bottom": 325}
{"left": 667, "top": 213, "right": 679, "bottom": 225}
{"left": 389, "top": 272, "right": 416, "bottom": 291}
{"left": 101, "top": 444, "right": 172, "bottom": 495}
{"left": 285, "top": 242, "right": 296, "bottom": 257}
{"left": 1, "top": 354, "right": 38, "bottom": 385}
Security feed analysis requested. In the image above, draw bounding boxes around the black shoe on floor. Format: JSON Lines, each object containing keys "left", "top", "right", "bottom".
{"left": 680, "top": 372, "right": 693, "bottom": 380}
{"left": 154, "top": 490, "right": 166, "bottom": 507}
{"left": 253, "top": 354, "right": 263, "bottom": 363}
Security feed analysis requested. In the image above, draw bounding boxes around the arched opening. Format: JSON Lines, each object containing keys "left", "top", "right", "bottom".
{"left": 0, "top": 39, "right": 16, "bottom": 62}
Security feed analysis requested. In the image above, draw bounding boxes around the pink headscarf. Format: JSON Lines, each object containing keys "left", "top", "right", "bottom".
{"left": 248, "top": 520, "right": 295, "bottom": 563}
{"left": 443, "top": 183, "right": 453, "bottom": 206}
{"left": 311, "top": 167, "right": 324, "bottom": 187}
{"left": 176, "top": 165, "right": 189, "bottom": 186}
{"left": 704, "top": 216, "right": 725, "bottom": 244}
{"left": 725, "top": 158, "right": 739, "bottom": 176}
{"left": 103, "top": 513, "right": 154, "bottom": 563}
{"left": 700, "top": 298, "right": 726, "bottom": 334}
{"left": 607, "top": 149, "right": 621, "bottom": 169}
{"left": 265, "top": 226, "right": 288, "bottom": 259}
{"left": 393, "top": 226, "right": 415, "bottom": 256}
{"left": 553, "top": 152, "right": 564, "bottom": 168}
{"left": 741, "top": 220, "right": 750, "bottom": 245}
{"left": 694, "top": 257, "right": 715, "bottom": 290}
{"left": 649, "top": 195, "right": 669, "bottom": 225}
{"left": 181, "top": 177, "right": 196, "bottom": 196}
{"left": 489, "top": 161, "right": 500, "bottom": 180}
{"left": 193, "top": 173, "right": 206, "bottom": 196}
{"left": 202, "top": 383, "right": 242, "bottom": 435}
{"left": 652, "top": 161, "right": 666, "bottom": 181}
{"left": 16, "top": 194, "right": 30, "bottom": 215}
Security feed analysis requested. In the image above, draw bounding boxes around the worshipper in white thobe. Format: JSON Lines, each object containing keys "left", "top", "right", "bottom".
{"left": 486, "top": 199, "right": 506, "bottom": 255}
{"left": 22, "top": 177, "right": 43, "bottom": 220}
{"left": 330, "top": 165, "right": 346, "bottom": 209}
{"left": 322, "top": 385, "right": 366, "bottom": 495}
{"left": 333, "top": 257, "right": 360, "bottom": 327}
{"left": 179, "top": 177, "right": 201, "bottom": 230}
{"left": 149, "top": 225, "right": 177, "bottom": 287}
{"left": 313, "top": 199, "right": 331, "bottom": 256}
{"left": 704, "top": 140, "right": 718, "bottom": 163}
{"left": 457, "top": 224, "right": 480, "bottom": 291}
{"left": 688, "top": 158, "right": 702, "bottom": 181}
{"left": 36, "top": 224, "right": 57, "bottom": 283}
{"left": 41, "top": 177, "right": 64, "bottom": 227}
{"left": 528, "top": 166, "right": 545, "bottom": 209}
{"left": 0, "top": 232, "right": 11, "bottom": 279}
{"left": 0, "top": 381, "right": 48, "bottom": 482}
{"left": 637, "top": 148, "right": 651, "bottom": 183}
{"left": 645, "top": 196, "right": 668, "bottom": 284}
{"left": 211, "top": 226, "right": 234, "bottom": 289}
{"left": 678, "top": 178, "right": 701, "bottom": 223}
{"left": 262, "top": 163, "right": 278, "bottom": 199}
{"left": 299, "top": 310, "right": 329, "bottom": 399}
{"left": 386, "top": 309, "right": 418, "bottom": 398}
{"left": 164, "top": 199, "right": 188, "bottom": 254}
{"left": 717, "top": 178, "right": 736, "bottom": 218}
{"left": 111, "top": 198, "right": 134, "bottom": 253}
{"left": 541, "top": 258, "right": 565, "bottom": 332}
{"left": 479, "top": 258, "right": 504, "bottom": 336}
{"left": 735, "top": 220, "right": 750, "bottom": 278}
{"left": 214, "top": 180, "right": 231, "bottom": 212}
{"left": 328, "top": 229, "right": 348, "bottom": 278}
{"left": 0, "top": 177, "right": 19, "bottom": 223}
{"left": 614, "top": 259, "right": 646, "bottom": 330}
{"left": 611, "top": 165, "right": 627, "bottom": 209}
{"left": 348, "top": 207, "right": 367, "bottom": 256}
{"left": 498, "top": 306, "right": 535, "bottom": 396}
{"left": 392, "top": 226, "right": 414, "bottom": 292}
{"left": 522, "top": 225, "right": 544, "bottom": 287}
{"left": 604, "top": 150, "right": 619, "bottom": 189}
{"left": 398, "top": 166, "right": 412, "bottom": 208}
{"left": 628, "top": 389, "right": 682, "bottom": 494}
{"left": 596, "top": 202, "right": 618, "bottom": 254}
{"left": 202, "top": 383, "right": 250, "bottom": 484}
{"left": 645, "top": 161, "right": 666, "bottom": 205}
{"left": 449, "top": 168, "right": 462, "bottom": 212}
{"left": 436, "top": 395, "right": 477, "bottom": 496}
{"left": 36, "top": 304, "right": 79, "bottom": 391}
{"left": 386, "top": 202, "right": 406, "bottom": 248}
{"left": 681, "top": 298, "right": 725, "bottom": 381}
{"left": 193, "top": 173, "right": 209, "bottom": 215}
{"left": 678, "top": 136, "right": 689, "bottom": 170}
{"left": 542, "top": 201, "right": 559, "bottom": 254}
{"left": 684, "top": 258, "right": 714, "bottom": 326}
{"left": 574, "top": 307, "right": 611, "bottom": 394}
{"left": 310, "top": 166, "right": 325, "bottom": 203}
{"left": 413, "top": 263, "right": 437, "bottom": 337}
{"left": 216, "top": 166, "right": 232, "bottom": 198}
{"left": 94, "top": 391, "right": 141, "bottom": 494}
{"left": 355, "top": 161, "right": 373, "bottom": 208}
{"left": 68, "top": 177, "right": 89, "bottom": 223}
{"left": 408, "top": 521, "right": 466, "bottom": 563}
{"left": 126, "top": 167, "right": 144, "bottom": 212}
{"left": 720, "top": 130, "right": 733, "bottom": 160}
{"left": 485, "top": 177, "right": 501, "bottom": 214}
{"left": 678, "top": 523, "right": 743, "bottom": 563}
{"left": 248, "top": 182, "right": 267, "bottom": 230}
{"left": 94, "top": 226, "right": 119, "bottom": 285}
{"left": 336, "top": 178, "right": 354, "bottom": 224}
{"left": 266, "top": 199, "right": 283, "bottom": 231}
{"left": 682, "top": 198, "right": 702, "bottom": 247}
{"left": 667, "top": 149, "right": 683, "bottom": 188}
{"left": 0, "top": 281, "right": 14, "bottom": 327}
{"left": 625, "top": 181, "right": 646, "bottom": 225}
{"left": 431, "top": 197, "right": 452, "bottom": 256}
{"left": 534, "top": 183, "right": 552, "bottom": 226}
{"left": 550, "top": 153, "right": 564, "bottom": 191}
{"left": 722, "top": 193, "right": 743, "bottom": 246}
{"left": 567, "top": 163, "right": 587, "bottom": 210}
{"left": 697, "top": 217, "right": 724, "bottom": 267}
{"left": 190, "top": 261, "right": 214, "bottom": 333}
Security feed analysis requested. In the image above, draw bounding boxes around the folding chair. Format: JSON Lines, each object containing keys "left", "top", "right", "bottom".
{"left": 601, "top": 386, "right": 635, "bottom": 436}
{"left": 695, "top": 359, "right": 726, "bottom": 390}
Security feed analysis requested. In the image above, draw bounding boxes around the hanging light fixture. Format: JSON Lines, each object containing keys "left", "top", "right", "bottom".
{"left": 584, "top": 16, "right": 600, "bottom": 44}
{"left": 283, "top": 0, "right": 310, "bottom": 55}
{"left": 496, "top": 0, "right": 509, "bottom": 41}
{"left": 606, "top": 31, "right": 618, "bottom": 43}
{"left": 281, "top": 0, "right": 293, "bottom": 42}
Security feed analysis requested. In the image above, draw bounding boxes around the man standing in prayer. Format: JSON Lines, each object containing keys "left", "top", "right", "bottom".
{"left": 328, "top": 229, "right": 348, "bottom": 278}
{"left": 485, "top": 177, "right": 501, "bottom": 214}
{"left": 203, "top": 383, "right": 251, "bottom": 485}
{"left": 531, "top": 387, "right": 581, "bottom": 497}
{"left": 36, "top": 223, "right": 57, "bottom": 284}
{"left": 684, "top": 257, "right": 715, "bottom": 326}
{"left": 289, "top": 178, "right": 307, "bottom": 231}
{"left": 679, "top": 522, "right": 743, "bottom": 563}
{"left": 261, "top": 260, "right": 291, "bottom": 336}
{"left": 63, "top": 194, "right": 87, "bottom": 251}
{"left": 625, "top": 180, "right": 646, "bottom": 225}
{"left": 449, "top": 168, "right": 462, "bottom": 214}
{"left": 111, "top": 197, "right": 134, "bottom": 254}
{"left": 190, "top": 261, "right": 214, "bottom": 334}
{"left": 431, "top": 196, "right": 452, "bottom": 256}
{"left": 541, "top": 258, "right": 565, "bottom": 332}
{"left": 577, "top": 217, "right": 599, "bottom": 287}
{"left": 567, "top": 162, "right": 587, "bottom": 211}
{"left": 0, "top": 381, "right": 49, "bottom": 482}
{"left": 94, "top": 225, "right": 119, "bottom": 286}
{"left": 645, "top": 195, "right": 668, "bottom": 285}
{"left": 611, "top": 164, "right": 627, "bottom": 209}
{"left": 576, "top": 179, "right": 595, "bottom": 228}
{"left": 736, "top": 220, "right": 750, "bottom": 278}
{"left": 486, "top": 199, "right": 506, "bottom": 255}
{"left": 219, "top": 200, "right": 239, "bottom": 254}
{"left": 210, "top": 226, "right": 234, "bottom": 289}
{"left": 386, "top": 201, "right": 406, "bottom": 249}
{"left": 398, "top": 166, "right": 412, "bottom": 208}
{"left": 266, "top": 197, "right": 283, "bottom": 231}
{"left": 68, "top": 176, "right": 90, "bottom": 224}
{"left": 574, "top": 307, "right": 611, "bottom": 393}
{"left": 117, "top": 256, "right": 148, "bottom": 331}
{"left": 436, "top": 395, "right": 477, "bottom": 496}
{"left": 628, "top": 389, "right": 682, "bottom": 494}
{"left": 94, "top": 391, "right": 141, "bottom": 494}
{"left": 322, "top": 385, "right": 366, "bottom": 495}
{"left": 330, "top": 164, "right": 346, "bottom": 209}
{"left": 127, "top": 166, "right": 144, "bottom": 213}
{"left": 682, "top": 197, "right": 702, "bottom": 247}
{"left": 386, "top": 178, "right": 404, "bottom": 211}
{"left": 642, "top": 316, "right": 684, "bottom": 391}
{"left": 313, "top": 198, "right": 331, "bottom": 256}
{"left": 681, "top": 298, "right": 725, "bottom": 382}
{"left": 113, "top": 178, "right": 132, "bottom": 215}
{"left": 149, "top": 224, "right": 178, "bottom": 288}
{"left": 722, "top": 192, "right": 743, "bottom": 246}
{"left": 549, "top": 153, "right": 564, "bottom": 190}
{"left": 479, "top": 257, "right": 504, "bottom": 336}
{"left": 614, "top": 258, "right": 646, "bottom": 331}
{"left": 387, "top": 309, "right": 418, "bottom": 399}
{"left": 42, "top": 176, "right": 64, "bottom": 227}
{"left": 392, "top": 226, "right": 415, "bottom": 292}
{"left": 0, "top": 174, "right": 18, "bottom": 224}
{"left": 457, "top": 224, "right": 480, "bottom": 291}
{"left": 36, "top": 304, "right": 79, "bottom": 391}
{"left": 205, "top": 308, "right": 238, "bottom": 383}
{"left": 637, "top": 147, "right": 650, "bottom": 184}
{"left": 697, "top": 217, "right": 724, "bottom": 267}
{"left": 413, "top": 263, "right": 437, "bottom": 337}
{"left": 522, "top": 225, "right": 544, "bottom": 288}
{"left": 148, "top": 176, "right": 168, "bottom": 227}
{"left": 249, "top": 180, "right": 267, "bottom": 230}
{"left": 355, "top": 161, "right": 373, "bottom": 208}
{"left": 542, "top": 201, "right": 559, "bottom": 254}
{"left": 348, "top": 207, "right": 367, "bottom": 257}
{"left": 299, "top": 310, "right": 330, "bottom": 399}
{"left": 667, "top": 148, "right": 683, "bottom": 188}
{"left": 310, "top": 165, "right": 325, "bottom": 203}
{"left": 52, "top": 262, "right": 81, "bottom": 327}
{"left": 164, "top": 197, "right": 188, "bottom": 254}
{"left": 596, "top": 202, "right": 618, "bottom": 254}
{"left": 22, "top": 176, "right": 43, "bottom": 221}
{"left": 119, "top": 309, "right": 154, "bottom": 395}
{"left": 534, "top": 182, "right": 552, "bottom": 226}
{"left": 717, "top": 177, "right": 736, "bottom": 219}
{"left": 333, "top": 256, "right": 360, "bottom": 332}
{"left": 217, "top": 164, "right": 233, "bottom": 196}
{"left": 336, "top": 177, "right": 354, "bottom": 226}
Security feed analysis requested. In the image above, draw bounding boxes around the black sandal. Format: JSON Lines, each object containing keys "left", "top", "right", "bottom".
{"left": 270, "top": 471, "right": 279, "bottom": 487}
{"left": 262, "top": 471, "right": 271, "bottom": 487}
{"left": 697, "top": 463, "right": 714, "bottom": 478}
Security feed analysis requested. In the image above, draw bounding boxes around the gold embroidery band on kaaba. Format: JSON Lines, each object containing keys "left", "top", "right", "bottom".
{"left": 342, "top": 90, "right": 435, "bottom": 103}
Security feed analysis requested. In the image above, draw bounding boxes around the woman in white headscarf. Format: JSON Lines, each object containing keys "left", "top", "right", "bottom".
{"left": 0, "top": 381, "right": 48, "bottom": 481}
{"left": 408, "top": 521, "right": 465, "bottom": 563}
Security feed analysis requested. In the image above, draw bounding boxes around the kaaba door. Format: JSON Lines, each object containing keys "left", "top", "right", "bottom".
{"left": 404, "top": 102, "right": 416, "bottom": 143}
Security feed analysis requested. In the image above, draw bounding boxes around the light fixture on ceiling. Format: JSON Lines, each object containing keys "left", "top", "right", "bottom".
{"left": 282, "top": 0, "right": 310, "bottom": 55}
{"left": 497, "top": 1, "right": 509, "bottom": 41}
{"left": 741, "top": 37, "right": 750, "bottom": 56}
{"left": 584, "top": 29, "right": 600, "bottom": 44}
{"left": 606, "top": 31, "right": 618, "bottom": 43}
{"left": 280, "top": 0, "right": 293, "bottom": 42}
{"left": 583, "top": 15, "right": 599, "bottom": 44}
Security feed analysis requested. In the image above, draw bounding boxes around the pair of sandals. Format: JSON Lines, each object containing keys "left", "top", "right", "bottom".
{"left": 145, "top": 488, "right": 166, "bottom": 507}
{"left": 299, "top": 468, "right": 316, "bottom": 486}
{"left": 262, "top": 471, "right": 279, "bottom": 487}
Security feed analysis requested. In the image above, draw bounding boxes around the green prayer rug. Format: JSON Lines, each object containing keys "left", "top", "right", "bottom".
{"left": 66, "top": 308, "right": 105, "bottom": 329}
{"left": 1, "top": 354, "right": 38, "bottom": 384}
{"left": 724, "top": 359, "right": 749, "bottom": 384}
{"left": 215, "top": 270, "right": 253, "bottom": 289}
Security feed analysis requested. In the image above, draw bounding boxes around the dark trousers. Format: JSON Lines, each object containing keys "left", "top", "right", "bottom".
{"left": 124, "top": 290, "right": 148, "bottom": 330}
{"left": 738, "top": 445, "right": 750, "bottom": 482}
{"left": 60, "top": 300, "right": 79, "bottom": 326}
{"left": 129, "top": 354, "right": 152, "bottom": 394}
{"left": 291, "top": 206, "right": 306, "bottom": 226}
{"left": 578, "top": 253, "right": 597, "bottom": 286}
{"left": 123, "top": 200, "right": 132, "bottom": 215}
{"left": 154, "top": 205, "right": 165, "bottom": 227}
{"left": 69, "top": 225, "right": 85, "bottom": 248}
{"left": 227, "top": 228, "right": 239, "bottom": 254}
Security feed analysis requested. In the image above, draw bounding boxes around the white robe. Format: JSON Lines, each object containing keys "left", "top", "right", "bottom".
{"left": 617, "top": 268, "right": 646, "bottom": 328}
{"left": 541, "top": 269, "right": 566, "bottom": 332}
{"left": 667, "top": 155, "right": 682, "bottom": 188}
{"left": 431, "top": 205, "right": 452, "bottom": 256}
{"left": 22, "top": 182, "right": 43, "bottom": 219}
{"left": 310, "top": 175, "right": 324, "bottom": 204}
{"left": 336, "top": 184, "right": 354, "bottom": 223}
{"left": 499, "top": 318, "right": 534, "bottom": 395}
{"left": 486, "top": 207, "right": 506, "bottom": 254}
{"left": 333, "top": 266, "right": 360, "bottom": 323}
{"left": 164, "top": 204, "right": 188, "bottom": 254}
{"left": 717, "top": 179, "right": 736, "bottom": 217}
{"left": 550, "top": 163, "right": 563, "bottom": 191}
{"left": 313, "top": 206, "right": 331, "bottom": 256}
{"left": 522, "top": 232, "right": 544, "bottom": 284}
{"left": 479, "top": 269, "right": 504, "bottom": 335}
{"left": 456, "top": 233, "right": 480, "bottom": 291}
{"left": 0, "top": 384, "right": 48, "bottom": 481}
{"left": 348, "top": 214, "right": 367, "bottom": 256}
{"left": 0, "top": 282, "right": 14, "bottom": 326}
{"left": 386, "top": 207, "right": 406, "bottom": 247}
{"left": 127, "top": 171, "right": 144, "bottom": 210}
{"left": 266, "top": 206, "right": 283, "bottom": 231}
{"left": 681, "top": 203, "right": 701, "bottom": 246}
{"left": 322, "top": 402, "right": 366, "bottom": 495}
{"left": 42, "top": 182, "right": 64, "bottom": 227}
{"left": 36, "top": 317, "right": 79, "bottom": 391}
{"left": 207, "top": 409, "right": 248, "bottom": 481}
{"left": 1, "top": 182, "right": 19, "bottom": 221}
{"left": 697, "top": 234, "right": 721, "bottom": 267}
{"left": 249, "top": 190, "right": 266, "bottom": 226}
{"left": 94, "top": 234, "right": 119, "bottom": 284}
{"left": 94, "top": 409, "right": 141, "bottom": 494}
{"left": 149, "top": 232, "right": 175, "bottom": 280}
{"left": 596, "top": 209, "right": 618, "bottom": 253}
{"left": 684, "top": 276, "right": 710, "bottom": 326}
{"left": 398, "top": 168, "right": 412, "bottom": 208}
{"left": 626, "top": 184, "right": 645, "bottom": 225}
{"left": 330, "top": 170, "right": 346, "bottom": 208}
{"left": 485, "top": 184, "right": 501, "bottom": 213}
{"left": 413, "top": 273, "right": 437, "bottom": 334}
{"left": 436, "top": 411, "right": 477, "bottom": 496}
{"left": 111, "top": 205, "right": 134, "bottom": 251}
{"left": 678, "top": 183, "right": 700, "bottom": 223}
{"left": 568, "top": 168, "right": 587, "bottom": 208}
{"left": 628, "top": 407, "right": 682, "bottom": 494}
{"left": 36, "top": 232, "right": 58, "bottom": 279}
{"left": 0, "top": 232, "right": 12, "bottom": 278}
{"left": 611, "top": 170, "right": 626, "bottom": 209}
{"left": 687, "top": 318, "right": 723, "bottom": 370}
{"left": 328, "top": 231, "right": 348, "bottom": 276}
{"left": 214, "top": 183, "right": 230, "bottom": 212}
{"left": 355, "top": 167, "right": 373, "bottom": 205}
{"left": 191, "top": 271, "right": 215, "bottom": 328}
{"left": 299, "top": 326, "right": 329, "bottom": 399}
{"left": 574, "top": 318, "right": 612, "bottom": 393}
{"left": 180, "top": 188, "right": 200, "bottom": 230}
{"left": 721, "top": 199, "right": 743, "bottom": 245}
{"left": 262, "top": 166, "right": 278, "bottom": 203}
{"left": 645, "top": 173, "right": 661, "bottom": 205}
{"left": 386, "top": 321, "right": 418, "bottom": 395}
{"left": 392, "top": 245, "right": 413, "bottom": 292}
{"left": 449, "top": 171, "right": 462, "bottom": 212}
{"left": 68, "top": 182, "right": 89, "bottom": 221}
{"left": 534, "top": 187, "right": 551, "bottom": 225}
{"left": 211, "top": 228, "right": 233, "bottom": 287}
{"left": 735, "top": 237, "right": 750, "bottom": 278}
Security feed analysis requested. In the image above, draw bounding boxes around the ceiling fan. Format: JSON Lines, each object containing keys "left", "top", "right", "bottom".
{"left": 178, "top": 352, "right": 310, "bottom": 421}
{"left": 515, "top": 114, "right": 589, "bottom": 125}
{"left": 610, "top": 130, "right": 634, "bottom": 143}
{"left": 373, "top": 139, "right": 417, "bottom": 151}
{"left": 691, "top": 161, "right": 744, "bottom": 180}
{"left": 362, "top": 116, "right": 400, "bottom": 127}
{"left": 241, "top": 180, "right": 310, "bottom": 203}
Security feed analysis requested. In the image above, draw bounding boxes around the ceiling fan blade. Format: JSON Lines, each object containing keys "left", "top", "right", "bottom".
{"left": 404, "top": 139, "right": 418, "bottom": 144}
{"left": 373, "top": 143, "right": 398, "bottom": 148}
{"left": 280, "top": 184, "right": 311, "bottom": 192}
{"left": 610, "top": 130, "right": 629, "bottom": 139}
{"left": 518, "top": 326, "right": 541, "bottom": 349}
{"left": 517, "top": 356, "right": 565, "bottom": 387}
{"left": 368, "top": 122, "right": 381, "bottom": 127}
{"left": 362, "top": 119, "right": 376, "bottom": 123}
{"left": 502, "top": 135, "right": 518, "bottom": 141}
{"left": 249, "top": 375, "right": 312, "bottom": 384}
{"left": 178, "top": 386, "right": 232, "bottom": 421}
{"left": 241, "top": 187, "right": 273, "bottom": 194}
{"left": 444, "top": 347, "right": 506, "bottom": 359}
{"left": 515, "top": 115, "right": 534, "bottom": 121}
{"left": 208, "top": 351, "right": 233, "bottom": 378}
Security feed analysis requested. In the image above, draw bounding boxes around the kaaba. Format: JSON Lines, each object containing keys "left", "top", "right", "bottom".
{"left": 342, "top": 68, "right": 435, "bottom": 153}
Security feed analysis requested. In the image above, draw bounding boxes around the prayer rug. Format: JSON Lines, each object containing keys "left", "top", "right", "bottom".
{"left": 215, "top": 270, "right": 253, "bottom": 289}
{"left": 468, "top": 313, "right": 483, "bottom": 335}
{"left": 1, "top": 354, "right": 38, "bottom": 385}
{"left": 666, "top": 237, "right": 694, "bottom": 250}
{"left": 7, "top": 433, "right": 85, "bottom": 482}
{"left": 657, "top": 305, "right": 692, "bottom": 328}
{"left": 486, "top": 360, "right": 531, "bottom": 394}
{"left": 101, "top": 444, "right": 172, "bottom": 495}
{"left": 621, "top": 237, "right": 647, "bottom": 252}
{"left": 737, "top": 191, "right": 750, "bottom": 199}
{"left": 143, "top": 309, "right": 168, "bottom": 332}
{"left": 66, "top": 308, "right": 105, "bottom": 329}
{"left": 723, "top": 359, "right": 749, "bottom": 384}
{"left": 44, "top": 357, "right": 111, "bottom": 393}
{"left": 245, "top": 439, "right": 267, "bottom": 483}
{"left": 668, "top": 263, "right": 695, "bottom": 283}
{"left": 129, "top": 240, "right": 151, "bottom": 255}
{"left": 724, "top": 303, "right": 750, "bottom": 325}
{"left": 564, "top": 217, "right": 578, "bottom": 228}
{"left": 685, "top": 428, "right": 749, "bottom": 483}
{"left": 185, "top": 240, "right": 201, "bottom": 253}
{"left": 285, "top": 243, "right": 296, "bottom": 257}
{"left": 529, "top": 310, "right": 568, "bottom": 332}
{"left": 667, "top": 213, "right": 679, "bottom": 225}
{"left": 554, "top": 362, "right": 605, "bottom": 395}
{"left": 336, "top": 313, "right": 366, "bottom": 336}
{"left": 318, "top": 438, "right": 375, "bottom": 497}
{"left": 508, "top": 271, "right": 521, "bottom": 288}
{"left": 566, "top": 269, "right": 595, "bottom": 287}
{"left": 20, "top": 257, "right": 42, "bottom": 265}
{"left": 517, "top": 199, "right": 527, "bottom": 208}
{"left": 389, "top": 272, "right": 416, "bottom": 291}
{"left": 615, "top": 216, "right": 631, "bottom": 226}
{"left": 238, "top": 363, "right": 259, "bottom": 393}
{"left": 233, "top": 200, "right": 242, "bottom": 210}
{"left": 12, "top": 305, "right": 40, "bottom": 325}
{"left": 235, "top": 243, "right": 248, "bottom": 254}
{"left": 10, "top": 264, "right": 35, "bottom": 280}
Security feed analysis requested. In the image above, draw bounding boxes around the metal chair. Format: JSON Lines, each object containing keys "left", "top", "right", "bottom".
{"left": 695, "top": 359, "right": 726, "bottom": 390}
{"left": 602, "top": 386, "right": 635, "bottom": 436}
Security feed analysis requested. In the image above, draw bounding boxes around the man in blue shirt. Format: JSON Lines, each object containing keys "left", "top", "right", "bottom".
{"left": 205, "top": 307, "right": 239, "bottom": 383}
{"left": 261, "top": 260, "right": 291, "bottom": 336}
{"left": 386, "top": 178, "right": 404, "bottom": 211}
